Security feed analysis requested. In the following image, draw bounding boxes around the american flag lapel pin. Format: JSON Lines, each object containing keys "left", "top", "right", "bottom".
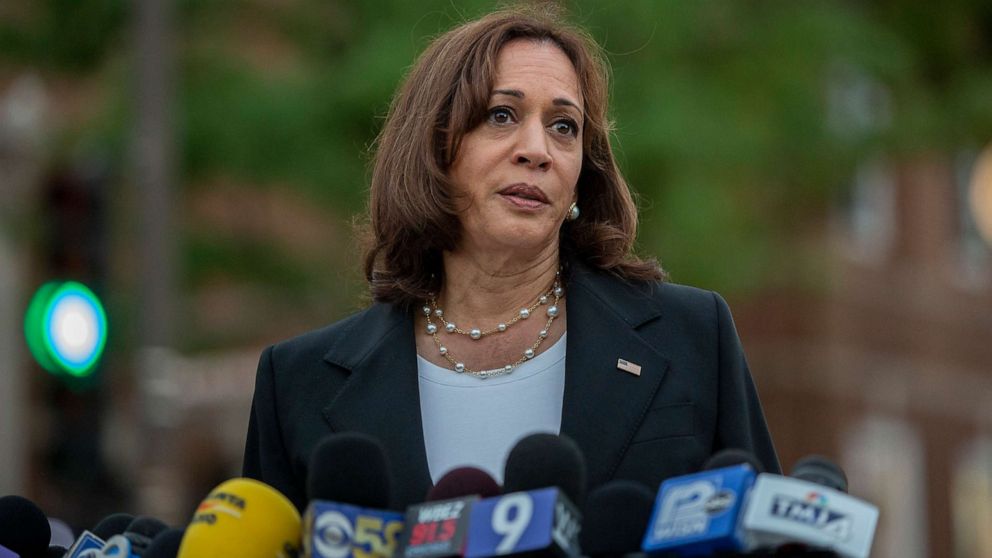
{"left": 617, "top": 358, "right": 642, "bottom": 376}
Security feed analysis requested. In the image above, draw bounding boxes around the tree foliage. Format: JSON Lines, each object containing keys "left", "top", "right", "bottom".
{"left": 3, "top": 0, "right": 991, "bottom": 344}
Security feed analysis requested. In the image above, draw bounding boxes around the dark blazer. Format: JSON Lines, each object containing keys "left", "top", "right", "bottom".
{"left": 243, "top": 263, "right": 780, "bottom": 511}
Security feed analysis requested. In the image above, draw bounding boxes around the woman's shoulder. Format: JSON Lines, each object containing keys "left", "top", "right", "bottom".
{"left": 265, "top": 301, "right": 407, "bottom": 369}
{"left": 570, "top": 263, "right": 726, "bottom": 323}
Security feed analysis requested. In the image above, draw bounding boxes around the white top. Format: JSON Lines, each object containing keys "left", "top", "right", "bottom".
{"left": 417, "top": 334, "right": 567, "bottom": 485}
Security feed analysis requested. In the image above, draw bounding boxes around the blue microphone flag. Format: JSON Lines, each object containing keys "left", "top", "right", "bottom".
{"left": 64, "top": 531, "right": 105, "bottom": 558}
{"left": 642, "top": 464, "right": 756, "bottom": 556}
{"left": 464, "top": 488, "right": 581, "bottom": 558}
{"left": 304, "top": 501, "right": 405, "bottom": 558}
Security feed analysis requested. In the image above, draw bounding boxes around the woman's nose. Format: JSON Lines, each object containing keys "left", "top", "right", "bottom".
{"left": 512, "top": 119, "right": 552, "bottom": 170}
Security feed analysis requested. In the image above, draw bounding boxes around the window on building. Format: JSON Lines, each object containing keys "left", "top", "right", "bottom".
{"left": 837, "top": 156, "right": 897, "bottom": 265}
{"left": 842, "top": 415, "right": 927, "bottom": 558}
{"left": 952, "top": 437, "right": 992, "bottom": 558}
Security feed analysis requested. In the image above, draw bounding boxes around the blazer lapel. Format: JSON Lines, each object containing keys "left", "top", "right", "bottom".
{"left": 318, "top": 263, "right": 671, "bottom": 504}
{"left": 321, "top": 303, "right": 432, "bottom": 508}
{"left": 562, "top": 264, "right": 671, "bottom": 487}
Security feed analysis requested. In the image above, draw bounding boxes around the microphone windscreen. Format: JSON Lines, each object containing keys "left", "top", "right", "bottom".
{"left": 92, "top": 513, "right": 135, "bottom": 540}
{"left": 703, "top": 448, "right": 764, "bottom": 473}
{"left": 426, "top": 467, "right": 501, "bottom": 501}
{"left": 791, "top": 455, "right": 848, "bottom": 493}
{"left": 144, "top": 528, "right": 185, "bottom": 558}
{"left": 125, "top": 516, "right": 170, "bottom": 555}
{"left": 178, "top": 478, "right": 301, "bottom": 558}
{"left": 579, "top": 480, "right": 655, "bottom": 558}
{"left": 503, "top": 433, "right": 587, "bottom": 505}
{"left": 126, "top": 516, "right": 169, "bottom": 538}
{"left": 306, "top": 432, "right": 393, "bottom": 509}
{"left": 0, "top": 495, "right": 52, "bottom": 557}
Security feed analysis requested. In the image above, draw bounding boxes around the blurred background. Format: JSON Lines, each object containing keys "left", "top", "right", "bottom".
{"left": 1, "top": 0, "right": 990, "bottom": 555}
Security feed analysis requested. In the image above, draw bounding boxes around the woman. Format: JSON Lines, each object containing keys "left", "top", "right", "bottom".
{"left": 243, "top": 6, "right": 779, "bottom": 511}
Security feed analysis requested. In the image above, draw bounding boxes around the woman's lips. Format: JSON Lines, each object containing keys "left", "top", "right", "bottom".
{"left": 498, "top": 183, "right": 550, "bottom": 210}
{"left": 500, "top": 193, "right": 548, "bottom": 209}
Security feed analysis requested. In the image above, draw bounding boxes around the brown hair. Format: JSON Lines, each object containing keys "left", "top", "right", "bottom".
{"left": 362, "top": 5, "right": 664, "bottom": 308}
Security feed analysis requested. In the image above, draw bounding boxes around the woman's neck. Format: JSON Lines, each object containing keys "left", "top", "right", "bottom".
{"left": 439, "top": 245, "right": 560, "bottom": 324}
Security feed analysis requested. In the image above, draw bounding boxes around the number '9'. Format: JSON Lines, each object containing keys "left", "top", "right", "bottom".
{"left": 492, "top": 493, "right": 533, "bottom": 554}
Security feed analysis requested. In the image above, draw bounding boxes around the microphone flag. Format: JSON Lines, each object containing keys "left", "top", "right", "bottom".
{"left": 65, "top": 532, "right": 106, "bottom": 558}
{"left": 463, "top": 488, "right": 581, "bottom": 558}
{"left": 304, "top": 501, "right": 405, "bottom": 558}
{"left": 641, "top": 463, "right": 757, "bottom": 556}
{"left": 96, "top": 535, "right": 134, "bottom": 558}
{"left": 741, "top": 474, "right": 878, "bottom": 558}
{"left": 399, "top": 496, "right": 478, "bottom": 558}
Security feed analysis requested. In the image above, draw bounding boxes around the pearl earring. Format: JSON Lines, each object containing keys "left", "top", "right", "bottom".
{"left": 567, "top": 202, "right": 580, "bottom": 221}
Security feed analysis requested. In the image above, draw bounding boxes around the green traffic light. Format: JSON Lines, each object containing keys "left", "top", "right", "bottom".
{"left": 25, "top": 281, "right": 108, "bottom": 377}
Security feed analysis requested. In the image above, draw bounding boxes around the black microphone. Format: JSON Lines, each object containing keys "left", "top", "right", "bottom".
{"left": 122, "top": 517, "right": 170, "bottom": 556}
{"left": 303, "top": 433, "right": 404, "bottom": 558}
{"left": 64, "top": 513, "right": 135, "bottom": 558}
{"left": 462, "top": 434, "right": 585, "bottom": 558}
{"left": 91, "top": 514, "right": 135, "bottom": 541}
{"left": 579, "top": 480, "right": 655, "bottom": 558}
{"left": 790, "top": 455, "right": 847, "bottom": 493}
{"left": 143, "top": 528, "right": 185, "bottom": 558}
{"left": 703, "top": 448, "right": 765, "bottom": 472}
{"left": 502, "top": 432, "right": 587, "bottom": 506}
{"left": 0, "top": 495, "right": 52, "bottom": 558}
{"left": 306, "top": 432, "right": 393, "bottom": 509}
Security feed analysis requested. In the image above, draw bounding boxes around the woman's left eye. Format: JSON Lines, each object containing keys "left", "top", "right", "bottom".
{"left": 552, "top": 119, "right": 579, "bottom": 137}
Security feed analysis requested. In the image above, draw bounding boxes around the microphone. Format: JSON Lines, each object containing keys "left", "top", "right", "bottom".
{"left": 303, "top": 433, "right": 404, "bottom": 558}
{"left": 64, "top": 533, "right": 105, "bottom": 558}
{"left": 425, "top": 467, "right": 501, "bottom": 502}
{"left": 741, "top": 456, "right": 878, "bottom": 558}
{"left": 502, "top": 433, "right": 587, "bottom": 507}
{"left": 177, "top": 477, "right": 302, "bottom": 558}
{"left": 791, "top": 455, "right": 848, "bottom": 493}
{"left": 85, "top": 516, "right": 170, "bottom": 558}
{"left": 93, "top": 515, "right": 136, "bottom": 541}
{"left": 307, "top": 433, "right": 393, "bottom": 510}
{"left": 398, "top": 467, "right": 501, "bottom": 558}
{"left": 463, "top": 434, "right": 585, "bottom": 558}
{"left": 121, "top": 517, "right": 169, "bottom": 557}
{"left": 143, "top": 529, "right": 185, "bottom": 558}
{"left": 701, "top": 448, "right": 765, "bottom": 473}
{"left": 641, "top": 449, "right": 759, "bottom": 556}
{"left": 0, "top": 495, "right": 52, "bottom": 558}
{"left": 578, "top": 480, "right": 655, "bottom": 558}
{"left": 463, "top": 488, "right": 582, "bottom": 558}
{"left": 95, "top": 535, "right": 135, "bottom": 558}
{"left": 64, "top": 513, "right": 134, "bottom": 558}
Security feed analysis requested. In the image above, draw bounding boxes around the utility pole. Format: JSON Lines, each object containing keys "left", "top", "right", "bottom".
{"left": 0, "top": 75, "right": 49, "bottom": 496}
{"left": 133, "top": 0, "right": 178, "bottom": 518}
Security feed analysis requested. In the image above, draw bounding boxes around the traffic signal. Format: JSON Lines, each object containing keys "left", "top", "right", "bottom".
{"left": 25, "top": 280, "right": 108, "bottom": 379}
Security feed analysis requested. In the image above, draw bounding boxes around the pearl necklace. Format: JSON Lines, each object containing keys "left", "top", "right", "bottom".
{"left": 422, "top": 274, "right": 564, "bottom": 379}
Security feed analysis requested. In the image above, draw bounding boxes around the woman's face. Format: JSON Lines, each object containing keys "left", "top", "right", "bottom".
{"left": 448, "top": 39, "right": 584, "bottom": 257}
